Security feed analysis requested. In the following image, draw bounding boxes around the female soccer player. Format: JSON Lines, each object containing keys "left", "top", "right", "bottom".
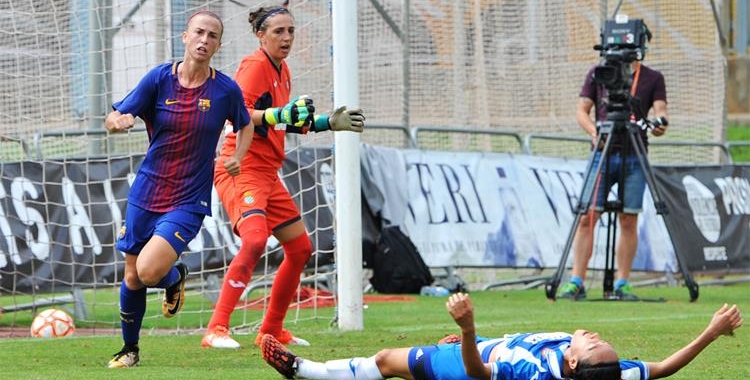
{"left": 104, "top": 10, "right": 252, "bottom": 368}
{"left": 261, "top": 293, "right": 742, "bottom": 380}
{"left": 201, "top": 4, "right": 364, "bottom": 349}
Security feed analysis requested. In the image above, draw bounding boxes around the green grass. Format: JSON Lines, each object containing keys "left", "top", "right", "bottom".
{"left": 0, "top": 284, "right": 748, "bottom": 380}
{"left": 728, "top": 124, "right": 750, "bottom": 162}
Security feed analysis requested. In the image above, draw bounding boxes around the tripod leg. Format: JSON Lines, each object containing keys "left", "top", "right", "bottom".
{"left": 627, "top": 129, "right": 700, "bottom": 301}
{"left": 603, "top": 211, "right": 616, "bottom": 298}
{"left": 545, "top": 212, "right": 583, "bottom": 299}
{"left": 546, "top": 134, "right": 613, "bottom": 300}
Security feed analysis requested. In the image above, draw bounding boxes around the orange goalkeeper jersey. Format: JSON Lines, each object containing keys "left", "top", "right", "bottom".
{"left": 219, "top": 48, "right": 292, "bottom": 172}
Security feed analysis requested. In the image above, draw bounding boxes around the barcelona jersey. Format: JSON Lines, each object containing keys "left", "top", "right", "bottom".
{"left": 113, "top": 61, "right": 250, "bottom": 215}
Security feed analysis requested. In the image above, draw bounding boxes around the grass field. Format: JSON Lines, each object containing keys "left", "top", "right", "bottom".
{"left": 0, "top": 126, "right": 746, "bottom": 379}
{"left": 728, "top": 123, "right": 750, "bottom": 162}
{"left": 0, "top": 283, "right": 747, "bottom": 380}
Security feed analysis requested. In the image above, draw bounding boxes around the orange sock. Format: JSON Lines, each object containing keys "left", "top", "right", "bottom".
{"left": 259, "top": 233, "right": 312, "bottom": 335}
{"left": 208, "top": 217, "right": 267, "bottom": 330}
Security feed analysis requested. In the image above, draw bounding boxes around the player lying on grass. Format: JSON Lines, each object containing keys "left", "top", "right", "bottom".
{"left": 261, "top": 293, "right": 742, "bottom": 380}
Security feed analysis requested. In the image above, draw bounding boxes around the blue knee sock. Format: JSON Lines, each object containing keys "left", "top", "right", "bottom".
{"left": 614, "top": 279, "right": 628, "bottom": 290}
{"left": 570, "top": 276, "right": 583, "bottom": 288}
{"left": 119, "top": 282, "right": 146, "bottom": 346}
{"left": 154, "top": 265, "right": 180, "bottom": 289}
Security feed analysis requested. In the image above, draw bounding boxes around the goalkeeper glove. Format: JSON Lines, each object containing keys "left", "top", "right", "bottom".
{"left": 312, "top": 106, "right": 365, "bottom": 132}
{"left": 262, "top": 96, "right": 315, "bottom": 128}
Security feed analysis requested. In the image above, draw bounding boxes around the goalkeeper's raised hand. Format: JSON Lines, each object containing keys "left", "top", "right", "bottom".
{"left": 262, "top": 95, "right": 315, "bottom": 127}
{"left": 312, "top": 106, "right": 365, "bottom": 133}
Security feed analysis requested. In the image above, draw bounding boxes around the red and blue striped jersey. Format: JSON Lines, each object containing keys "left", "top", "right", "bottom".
{"left": 113, "top": 61, "right": 250, "bottom": 215}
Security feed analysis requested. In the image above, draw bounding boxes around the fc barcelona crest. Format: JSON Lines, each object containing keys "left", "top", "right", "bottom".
{"left": 198, "top": 98, "right": 211, "bottom": 112}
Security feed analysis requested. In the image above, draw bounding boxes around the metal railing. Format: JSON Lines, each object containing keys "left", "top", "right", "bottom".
{"left": 0, "top": 126, "right": 743, "bottom": 164}
{"left": 412, "top": 126, "right": 524, "bottom": 153}
{"left": 363, "top": 123, "right": 416, "bottom": 148}
{"left": 31, "top": 128, "right": 148, "bottom": 160}
{"left": 524, "top": 133, "right": 734, "bottom": 164}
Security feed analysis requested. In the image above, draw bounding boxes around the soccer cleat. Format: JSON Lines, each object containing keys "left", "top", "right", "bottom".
{"left": 557, "top": 282, "right": 587, "bottom": 300}
{"left": 107, "top": 344, "right": 139, "bottom": 368}
{"left": 162, "top": 262, "right": 188, "bottom": 318}
{"left": 201, "top": 325, "right": 241, "bottom": 349}
{"left": 615, "top": 283, "right": 639, "bottom": 301}
{"left": 261, "top": 334, "right": 300, "bottom": 379}
{"left": 255, "top": 328, "right": 310, "bottom": 347}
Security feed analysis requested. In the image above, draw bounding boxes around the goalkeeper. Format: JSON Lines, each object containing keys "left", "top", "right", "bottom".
{"left": 203, "top": 4, "right": 365, "bottom": 350}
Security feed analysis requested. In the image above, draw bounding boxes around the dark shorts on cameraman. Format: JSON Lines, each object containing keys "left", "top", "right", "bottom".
{"left": 583, "top": 151, "right": 647, "bottom": 213}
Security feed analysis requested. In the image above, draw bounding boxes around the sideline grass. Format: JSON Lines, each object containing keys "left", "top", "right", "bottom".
{"left": 728, "top": 124, "right": 750, "bottom": 162}
{"left": 0, "top": 284, "right": 748, "bottom": 380}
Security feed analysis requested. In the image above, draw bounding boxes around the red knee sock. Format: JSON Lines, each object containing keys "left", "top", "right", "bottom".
{"left": 208, "top": 217, "right": 267, "bottom": 330}
{"left": 259, "top": 233, "right": 313, "bottom": 335}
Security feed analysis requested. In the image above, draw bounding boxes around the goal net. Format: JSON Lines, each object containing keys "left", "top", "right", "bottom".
{"left": 0, "top": 0, "right": 725, "bottom": 335}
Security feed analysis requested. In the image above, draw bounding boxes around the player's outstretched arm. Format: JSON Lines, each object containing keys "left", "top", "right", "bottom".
{"left": 446, "top": 293, "right": 492, "bottom": 380}
{"left": 263, "top": 95, "right": 315, "bottom": 128}
{"left": 646, "top": 304, "right": 743, "bottom": 379}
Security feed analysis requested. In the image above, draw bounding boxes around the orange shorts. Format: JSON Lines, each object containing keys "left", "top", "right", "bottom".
{"left": 214, "top": 161, "right": 301, "bottom": 235}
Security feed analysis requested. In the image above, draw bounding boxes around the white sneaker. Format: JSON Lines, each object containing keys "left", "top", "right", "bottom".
{"left": 255, "top": 328, "right": 310, "bottom": 347}
{"left": 201, "top": 326, "right": 241, "bottom": 349}
{"left": 289, "top": 336, "right": 310, "bottom": 346}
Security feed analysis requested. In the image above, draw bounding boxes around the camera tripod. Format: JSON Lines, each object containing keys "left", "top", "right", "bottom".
{"left": 544, "top": 117, "right": 699, "bottom": 302}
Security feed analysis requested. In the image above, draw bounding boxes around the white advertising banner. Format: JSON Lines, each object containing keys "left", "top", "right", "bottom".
{"left": 369, "top": 148, "right": 678, "bottom": 271}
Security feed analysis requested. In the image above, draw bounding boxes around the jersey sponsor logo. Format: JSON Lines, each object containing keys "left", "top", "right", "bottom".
{"left": 198, "top": 98, "right": 211, "bottom": 112}
{"left": 243, "top": 191, "right": 254, "bottom": 205}
{"left": 165, "top": 99, "right": 179, "bottom": 105}
{"left": 174, "top": 231, "right": 186, "bottom": 243}
{"left": 228, "top": 279, "right": 246, "bottom": 288}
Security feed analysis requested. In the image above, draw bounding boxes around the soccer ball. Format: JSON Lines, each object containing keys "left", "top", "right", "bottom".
{"left": 30, "top": 308, "right": 76, "bottom": 338}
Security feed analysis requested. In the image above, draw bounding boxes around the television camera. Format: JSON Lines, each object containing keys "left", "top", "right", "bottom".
{"left": 593, "top": 15, "right": 651, "bottom": 99}
{"left": 592, "top": 15, "right": 664, "bottom": 132}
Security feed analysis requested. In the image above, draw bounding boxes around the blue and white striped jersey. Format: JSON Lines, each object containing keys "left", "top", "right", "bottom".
{"left": 477, "top": 332, "right": 648, "bottom": 380}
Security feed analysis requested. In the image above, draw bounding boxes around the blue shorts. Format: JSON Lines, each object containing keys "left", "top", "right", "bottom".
{"left": 408, "top": 344, "right": 471, "bottom": 380}
{"left": 582, "top": 151, "right": 646, "bottom": 213}
{"left": 116, "top": 204, "right": 204, "bottom": 256}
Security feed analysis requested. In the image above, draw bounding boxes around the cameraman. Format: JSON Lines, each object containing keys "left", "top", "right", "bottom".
{"left": 559, "top": 24, "right": 668, "bottom": 301}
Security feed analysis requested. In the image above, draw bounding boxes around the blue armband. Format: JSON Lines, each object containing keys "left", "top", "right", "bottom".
{"left": 312, "top": 114, "right": 330, "bottom": 132}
